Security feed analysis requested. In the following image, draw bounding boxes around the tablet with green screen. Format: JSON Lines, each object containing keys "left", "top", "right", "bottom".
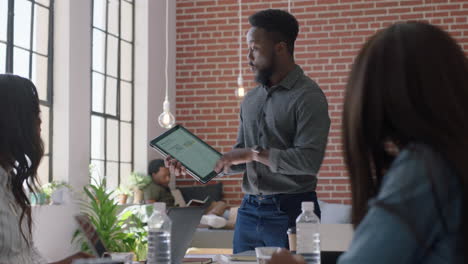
{"left": 149, "top": 125, "right": 224, "bottom": 184}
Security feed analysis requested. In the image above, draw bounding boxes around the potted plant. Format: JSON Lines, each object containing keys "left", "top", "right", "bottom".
{"left": 115, "top": 185, "right": 132, "bottom": 205}
{"left": 29, "top": 188, "right": 48, "bottom": 205}
{"left": 72, "top": 179, "right": 149, "bottom": 261}
{"left": 128, "top": 172, "right": 151, "bottom": 204}
{"left": 41, "top": 180, "right": 72, "bottom": 205}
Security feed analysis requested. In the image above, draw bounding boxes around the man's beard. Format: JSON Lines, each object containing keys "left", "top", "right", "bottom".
{"left": 255, "top": 66, "right": 274, "bottom": 86}
{"left": 254, "top": 52, "right": 276, "bottom": 86}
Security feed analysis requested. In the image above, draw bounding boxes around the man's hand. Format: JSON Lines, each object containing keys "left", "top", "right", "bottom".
{"left": 164, "top": 155, "right": 187, "bottom": 177}
{"left": 267, "top": 249, "right": 306, "bottom": 264}
{"left": 165, "top": 148, "right": 254, "bottom": 176}
{"left": 214, "top": 148, "right": 253, "bottom": 174}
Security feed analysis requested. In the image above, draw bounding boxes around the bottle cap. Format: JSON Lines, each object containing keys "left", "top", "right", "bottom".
{"left": 287, "top": 227, "right": 296, "bottom": 234}
{"left": 301, "top": 201, "right": 314, "bottom": 211}
{"left": 153, "top": 202, "right": 166, "bottom": 213}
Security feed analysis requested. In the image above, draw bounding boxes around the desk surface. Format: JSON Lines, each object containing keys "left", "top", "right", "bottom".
{"left": 191, "top": 224, "right": 354, "bottom": 252}
{"left": 319, "top": 224, "right": 353, "bottom": 252}
{"left": 186, "top": 251, "right": 343, "bottom": 264}
{"left": 185, "top": 254, "right": 254, "bottom": 264}
{"left": 187, "top": 224, "right": 353, "bottom": 263}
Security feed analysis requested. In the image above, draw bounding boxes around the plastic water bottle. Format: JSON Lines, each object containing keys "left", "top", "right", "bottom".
{"left": 296, "top": 201, "right": 321, "bottom": 264}
{"left": 147, "top": 203, "right": 171, "bottom": 264}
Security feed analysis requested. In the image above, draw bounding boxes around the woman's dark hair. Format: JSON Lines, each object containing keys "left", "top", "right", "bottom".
{"left": 249, "top": 9, "right": 299, "bottom": 55}
{"left": 148, "top": 159, "right": 165, "bottom": 176}
{"left": 0, "top": 74, "right": 44, "bottom": 243}
{"left": 343, "top": 21, "right": 468, "bottom": 253}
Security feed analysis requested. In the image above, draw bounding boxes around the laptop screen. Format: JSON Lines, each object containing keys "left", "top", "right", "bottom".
{"left": 167, "top": 206, "right": 206, "bottom": 264}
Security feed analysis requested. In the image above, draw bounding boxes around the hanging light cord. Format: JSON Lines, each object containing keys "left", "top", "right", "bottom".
{"left": 165, "top": 0, "right": 169, "bottom": 102}
{"left": 238, "top": 0, "right": 242, "bottom": 77}
{"left": 288, "top": 0, "right": 291, "bottom": 12}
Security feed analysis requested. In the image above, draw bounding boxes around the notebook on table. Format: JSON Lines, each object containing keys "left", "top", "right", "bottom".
{"left": 182, "top": 257, "right": 213, "bottom": 263}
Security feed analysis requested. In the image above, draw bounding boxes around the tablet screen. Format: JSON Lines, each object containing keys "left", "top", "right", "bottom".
{"left": 150, "top": 125, "right": 221, "bottom": 182}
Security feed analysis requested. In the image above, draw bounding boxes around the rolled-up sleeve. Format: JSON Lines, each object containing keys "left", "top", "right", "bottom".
{"left": 228, "top": 108, "right": 246, "bottom": 174}
{"left": 268, "top": 90, "right": 330, "bottom": 175}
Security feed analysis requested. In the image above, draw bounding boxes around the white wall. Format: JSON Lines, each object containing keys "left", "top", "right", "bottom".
{"left": 134, "top": 0, "right": 176, "bottom": 175}
{"left": 32, "top": 0, "right": 175, "bottom": 260}
{"left": 33, "top": 204, "right": 80, "bottom": 262}
{"left": 53, "top": 0, "right": 91, "bottom": 192}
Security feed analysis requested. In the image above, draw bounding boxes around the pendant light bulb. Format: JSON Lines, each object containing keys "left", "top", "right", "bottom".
{"left": 236, "top": 75, "right": 245, "bottom": 98}
{"left": 236, "top": 0, "right": 245, "bottom": 98}
{"left": 159, "top": 0, "right": 175, "bottom": 129}
{"left": 158, "top": 100, "right": 175, "bottom": 129}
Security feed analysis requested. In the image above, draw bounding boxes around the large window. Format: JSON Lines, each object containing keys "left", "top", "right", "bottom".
{"left": 0, "top": 0, "right": 54, "bottom": 184}
{"left": 91, "top": 0, "right": 134, "bottom": 189}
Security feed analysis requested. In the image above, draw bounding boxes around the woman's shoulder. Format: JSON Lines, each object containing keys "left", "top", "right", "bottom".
{"left": 379, "top": 143, "right": 458, "bottom": 201}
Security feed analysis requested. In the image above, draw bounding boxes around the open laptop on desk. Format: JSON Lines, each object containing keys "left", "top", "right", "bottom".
{"left": 75, "top": 206, "right": 206, "bottom": 263}
{"left": 168, "top": 206, "right": 206, "bottom": 263}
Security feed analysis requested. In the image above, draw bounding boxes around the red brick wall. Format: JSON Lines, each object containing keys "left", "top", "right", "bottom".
{"left": 174, "top": 0, "right": 468, "bottom": 206}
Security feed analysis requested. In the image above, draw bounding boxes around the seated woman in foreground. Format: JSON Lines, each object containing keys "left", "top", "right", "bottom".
{"left": 0, "top": 74, "right": 91, "bottom": 264}
{"left": 268, "top": 21, "right": 467, "bottom": 263}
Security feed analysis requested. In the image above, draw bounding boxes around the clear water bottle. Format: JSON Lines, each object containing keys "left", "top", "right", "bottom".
{"left": 147, "top": 203, "right": 171, "bottom": 264}
{"left": 296, "top": 201, "right": 320, "bottom": 264}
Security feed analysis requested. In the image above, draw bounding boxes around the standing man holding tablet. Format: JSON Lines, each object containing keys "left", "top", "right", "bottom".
{"left": 167, "top": 9, "right": 330, "bottom": 253}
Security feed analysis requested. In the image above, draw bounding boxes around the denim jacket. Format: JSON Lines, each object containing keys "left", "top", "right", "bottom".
{"left": 338, "top": 143, "right": 464, "bottom": 264}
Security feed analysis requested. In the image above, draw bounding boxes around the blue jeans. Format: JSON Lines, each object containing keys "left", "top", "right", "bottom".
{"left": 233, "top": 192, "right": 320, "bottom": 253}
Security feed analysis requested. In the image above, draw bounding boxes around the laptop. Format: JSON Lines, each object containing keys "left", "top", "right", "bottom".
{"left": 167, "top": 206, "right": 206, "bottom": 263}
{"left": 75, "top": 206, "right": 205, "bottom": 263}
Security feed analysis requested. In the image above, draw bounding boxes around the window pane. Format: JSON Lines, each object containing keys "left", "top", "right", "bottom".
{"left": 93, "top": 0, "right": 106, "bottom": 30}
{"left": 106, "top": 119, "right": 118, "bottom": 162}
{"left": 40, "top": 105, "right": 50, "bottom": 154}
{"left": 92, "top": 72, "right": 105, "bottom": 113}
{"left": 120, "top": 41, "right": 132, "bottom": 81}
{"left": 106, "top": 161, "right": 118, "bottom": 190}
{"left": 120, "top": 81, "right": 132, "bottom": 122}
{"left": 14, "top": 0, "right": 32, "bottom": 49}
{"left": 90, "top": 160, "right": 104, "bottom": 185}
{"left": 0, "top": 43, "right": 5, "bottom": 73}
{"left": 108, "top": 0, "right": 119, "bottom": 36}
{"left": 32, "top": 54, "right": 48, "bottom": 101}
{"left": 120, "top": 163, "right": 132, "bottom": 187}
{"left": 33, "top": 5, "right": 49, "bottom": 55}
{"left": 13, "top": 47, "right": 30, "bottom": 78}
{"left": 0, "top": 0, "right": 7, "bottom": 42}
{"left": 106, "top": 35, "right": 118, "bottom": 77}
{"left": 91, "top": 116, "right": 105, "bottom": 159}
{"left": 121, "top": 1, "right": 133, "bottom": 42}
{"left": 35, "top": 0, "right": 50, "bottom": 7}
{"left": 92, "top": 29, "right": 105, "bottom": 73}
{"left": 105, "top": 77, "right": 117, "bottom": 116}
{"left": 37, "top": 155, "right": 49, "bottom": 185}
{"left": 120, "top": 122, "right": 131, "bottom": 163}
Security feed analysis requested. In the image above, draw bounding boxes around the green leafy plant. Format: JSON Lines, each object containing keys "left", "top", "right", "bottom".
{"left": 29, "top": 191, "right": 48, "bottom": 205}
{"left": 41, "top": 180, "right": 71, "bottom": 200}
{"left": 119, "top": 210, "right": 148, "bottom": 260}
{"left": 128, "top": 172, "right": 151, "bottom": 190}
{"left": 72, "top": 179, "right": 130, "bottom": 253}
{"left": 115, "top": 185, "right": 132, "bottom": 196}
{"left": 72, "top": 178, "right": 149, "bottom": 260}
